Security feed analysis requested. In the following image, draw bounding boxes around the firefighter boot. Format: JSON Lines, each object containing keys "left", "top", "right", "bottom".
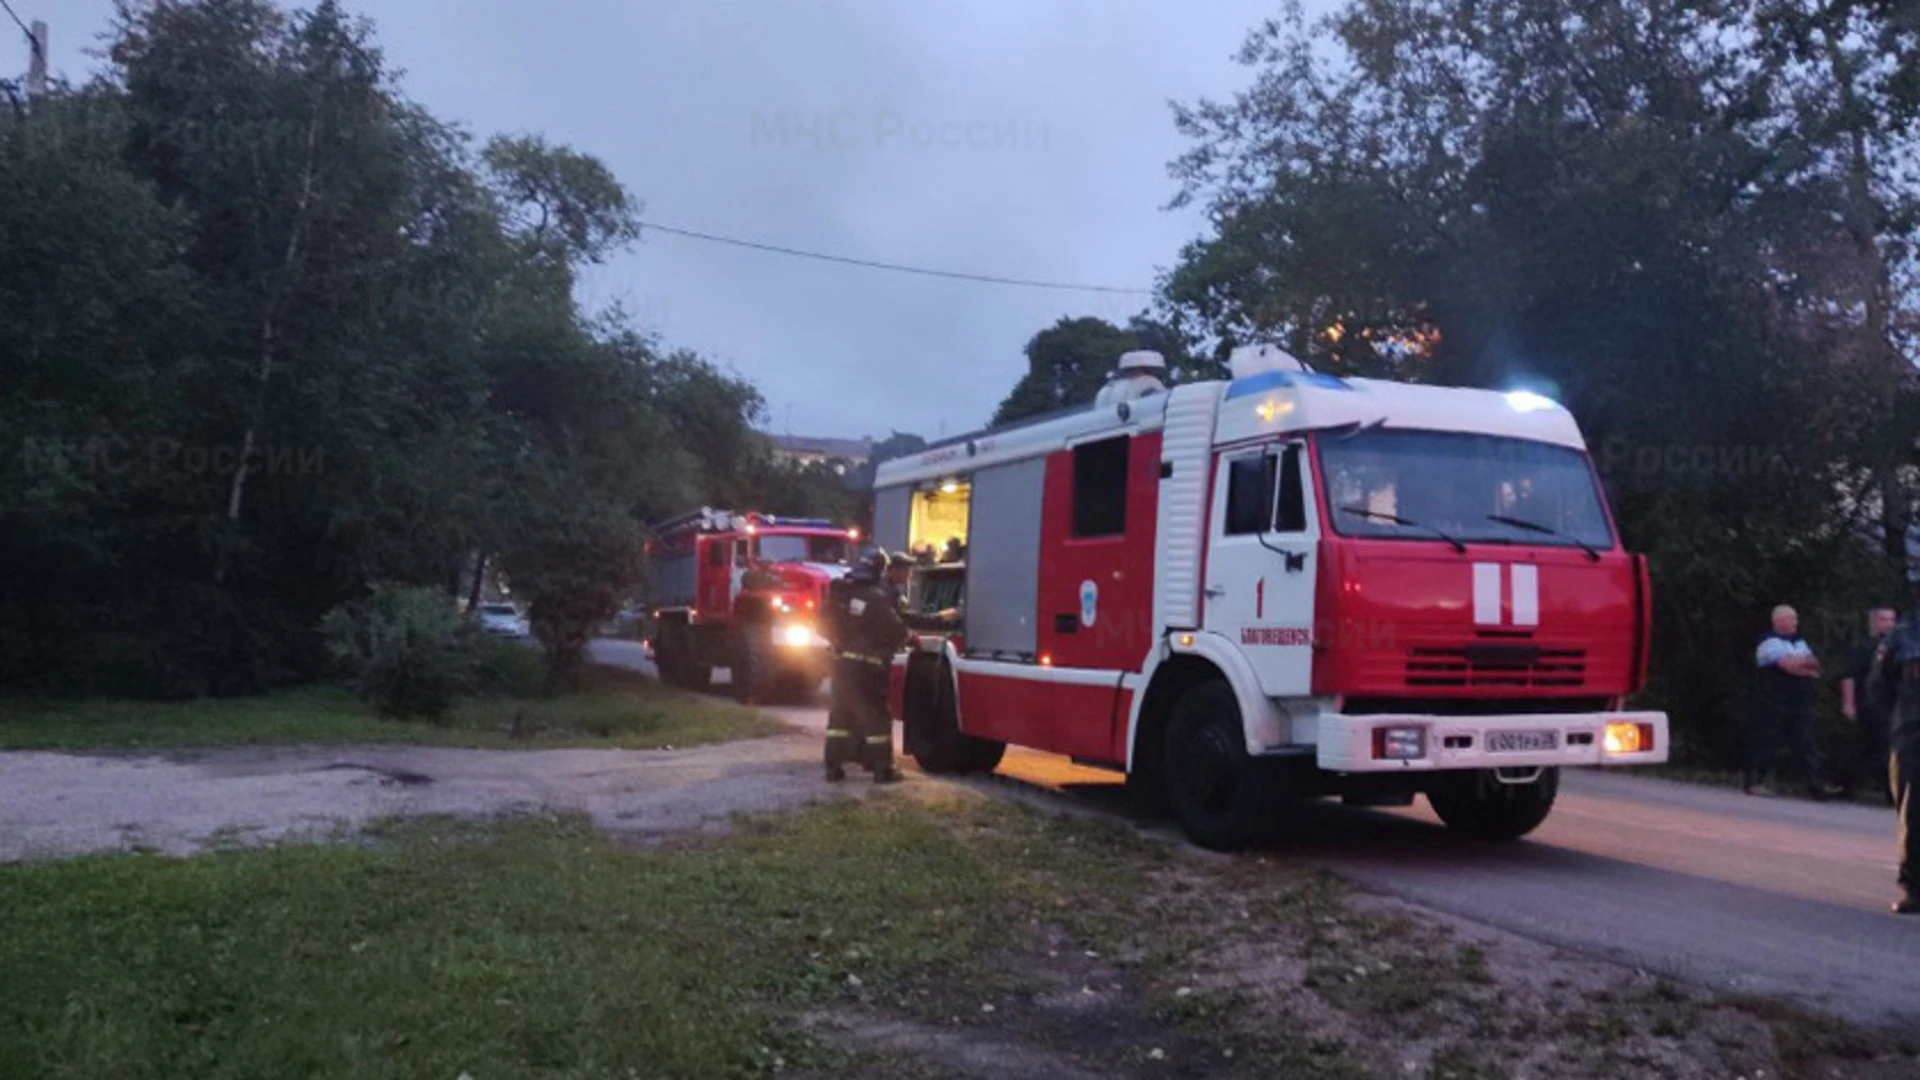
{"left": 865, "top": 734, "right": 901, "bottom": 783}
{"left": 824, "top": 724, "right": 855, "bottom": 783}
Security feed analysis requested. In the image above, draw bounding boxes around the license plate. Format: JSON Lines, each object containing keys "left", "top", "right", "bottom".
{"left": 1487, "top": 729, "right": 1558, "bottom": 753}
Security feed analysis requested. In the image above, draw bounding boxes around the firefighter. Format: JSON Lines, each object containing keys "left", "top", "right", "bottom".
{"left": 1877, "top": 601, "right": 1920, "bottom": 915}
{"left": 822, "top": 550, "right": 912, "bottom": 783}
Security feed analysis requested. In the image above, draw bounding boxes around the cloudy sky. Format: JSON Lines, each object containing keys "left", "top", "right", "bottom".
{"left": 38, "top": 0, "right": 1324, "bottom": 441}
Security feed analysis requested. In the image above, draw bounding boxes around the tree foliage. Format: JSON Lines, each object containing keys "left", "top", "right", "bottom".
{"left": 0, "top": 0, "right": 777, "bottom": 697}
{"left": 990, "top": 314, "right": 1200, "bottom": 426}
{"left": 1166, "top": 0, "right": 1920, "bottom": 765}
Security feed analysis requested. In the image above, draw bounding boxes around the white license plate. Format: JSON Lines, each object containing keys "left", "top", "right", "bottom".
{"left": 1487, "top": 729, "right": 1558, "bottom": 753}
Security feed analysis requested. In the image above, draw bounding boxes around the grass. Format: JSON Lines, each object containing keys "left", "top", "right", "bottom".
{"left": 0, "top": 664, "right": 788, "bottom": 752}
{"left": 0, "top": 795, "right": 1909, "bottom": 1080}
{"left": 0, "top": 803, "right": 1006, "bottom": 1080}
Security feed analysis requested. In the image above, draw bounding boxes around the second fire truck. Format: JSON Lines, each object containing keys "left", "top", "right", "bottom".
{"left": 646, "top": 508, "right": 857, "bottom": 702}
{"left": 877, "top": 345, "right": 1667, "bottom": 850}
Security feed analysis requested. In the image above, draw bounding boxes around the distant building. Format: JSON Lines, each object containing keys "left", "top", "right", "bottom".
{"left": 766, "top": 434, "right": 874, "bottom": 473}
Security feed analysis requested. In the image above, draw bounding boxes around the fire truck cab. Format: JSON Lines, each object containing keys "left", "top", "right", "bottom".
{"left": 645, "top": 508, "right": 856, "bottom": 702}
{"left": 875, "top": 345, "right": 1666, "bottom": 850}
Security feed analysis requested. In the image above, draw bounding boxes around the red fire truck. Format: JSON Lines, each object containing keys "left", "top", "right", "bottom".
{"left": 645, "top": 508, "right": 858, "bottom": 702}
{"left": 877, "top": 345, "right": 1666, "bottom": 850}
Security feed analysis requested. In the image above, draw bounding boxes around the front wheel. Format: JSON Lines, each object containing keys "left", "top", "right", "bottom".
{"left": 1164, "top": 680, "right": 1277, "bottom": 852}
{"left": 732, "top": 630, "right": 777, "bottom": 705}
{"left": 1427, "top": 767, "right": 1559, "bottom": 841}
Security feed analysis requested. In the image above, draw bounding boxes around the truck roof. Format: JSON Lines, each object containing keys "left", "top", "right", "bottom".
{"left": 874, "top": 372, "right": 1587, "bottom": 491}
{"left": 651, "top": 508, "right": 847, "bottom": 537}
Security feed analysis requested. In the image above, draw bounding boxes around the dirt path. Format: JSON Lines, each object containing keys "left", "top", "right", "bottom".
{"left": 0, "top": 729, "right": 873, "bottom": 861}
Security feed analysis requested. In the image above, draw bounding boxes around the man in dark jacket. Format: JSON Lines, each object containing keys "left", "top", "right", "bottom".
{"left": 1875, "top": 603, "right": 1920, "bottom": 915}
{"left": 1840, "top": 607, "right": 1899, "bottom": 802}
{"left": 822, "top": 551, "right": 912, "bottom": 783}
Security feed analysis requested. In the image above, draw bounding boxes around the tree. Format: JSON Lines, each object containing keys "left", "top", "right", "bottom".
{"left": 0, "top": 0, "right": 778, "bottom": 697}
{"left": 990, "top": 315, "right": 1202, "bottom": 426}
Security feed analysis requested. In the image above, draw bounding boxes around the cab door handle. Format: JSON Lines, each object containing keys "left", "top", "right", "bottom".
{"left": 1204, "top": 585, "right": 1226, "bottom": 598}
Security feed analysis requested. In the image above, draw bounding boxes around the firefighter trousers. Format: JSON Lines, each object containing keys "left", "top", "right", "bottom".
{"left": 826, "top": 657, "right": 895, "bottom": 776}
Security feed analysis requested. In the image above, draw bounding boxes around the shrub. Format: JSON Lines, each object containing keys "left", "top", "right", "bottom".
{"left": 476, "top": 634, "right": 547, "bottom": 698}
{"left": 319, "top": 584, "right": 484, "bottom": 720}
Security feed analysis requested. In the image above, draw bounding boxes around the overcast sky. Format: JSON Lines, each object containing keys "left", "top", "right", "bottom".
{"left": 37, "top": 0, "right": 1324, "bottom": 441}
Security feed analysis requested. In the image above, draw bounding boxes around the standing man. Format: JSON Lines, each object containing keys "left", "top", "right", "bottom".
{"left": 1876, "top": 601, "right": 1920, "bottom": 915}
{"left": 1748, "top": 604, "right": 1842, "bottom": 799}
{"left": 1840, "top": 606, "right": 1900, "bottom": 803}
{"left": 822, "top": 550, "right": 911, "bottom": 784}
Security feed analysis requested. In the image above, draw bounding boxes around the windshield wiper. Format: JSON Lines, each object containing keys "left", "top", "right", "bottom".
{"left": 1485, "top": 513, "right": 1601, "bottom": 562}
{"left": 1338, "top": 506, "right": 1467, "bottom": 554}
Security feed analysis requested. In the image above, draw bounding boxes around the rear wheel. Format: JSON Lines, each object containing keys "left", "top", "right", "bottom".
{"left": 1427, "top": 767, "right": 1558, "bottom": 841}
{"left": 907, "top": 661, "right": 1005, "bottom": 775}
{"left": 1164, "top": 680, "right": 1277, "bottom": 851}
{"left": 663, "top": 623, "right": 710, "bottom": 693}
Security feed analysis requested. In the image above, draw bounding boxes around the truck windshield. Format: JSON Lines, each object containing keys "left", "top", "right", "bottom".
{"left": 754, "top": 534, "right": 851, "bottom": 565}
{"left": 1316, "top": 430, "right": 1614, "bottom": 551}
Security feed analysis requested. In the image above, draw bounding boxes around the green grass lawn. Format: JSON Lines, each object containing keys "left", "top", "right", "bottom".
{"left": 0, "top": 796, "right": 1906, "bottom": 1080}
{"left": 0, "top": 802, "right": 1014, "bottom": 1080}
{"left": 0, "top": 664, "right": 789, "bottom": 752}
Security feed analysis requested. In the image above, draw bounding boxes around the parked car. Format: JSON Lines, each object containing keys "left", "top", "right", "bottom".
{"left": 474, "top": 602, "right": 530, "bottom": 638}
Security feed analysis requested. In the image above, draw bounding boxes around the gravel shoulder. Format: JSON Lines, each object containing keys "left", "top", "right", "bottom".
{"left": 0, "top": 731, "right": 861, "bottom": 861}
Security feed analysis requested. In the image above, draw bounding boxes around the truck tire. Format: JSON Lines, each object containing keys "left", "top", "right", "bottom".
{"left": 909, "top": 661, "right": 1005, "bottom": 776}
{"left": 1164, "top": 680, "right": 1277, "bottom": 852}
{"left": 655, "top": 628, "right": 683, "bottom": 688}
{"left": 732, "top": 629, "right": 777, "bottom": 705}
{"left": 664, "top": 623, "right": 710, "bottom": 693}
{"left": 1427, "top": 767, "right": 1558, "bottom": 842}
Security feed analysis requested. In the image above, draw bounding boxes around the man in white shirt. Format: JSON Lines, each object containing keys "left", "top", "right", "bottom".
{"left": 1748, "top": 605, "right": 1841, "bottom": 799}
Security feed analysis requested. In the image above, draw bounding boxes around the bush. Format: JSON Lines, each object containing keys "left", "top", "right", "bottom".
{"left": 319, "top": 584, "right": 484, "bottom": 720}
{"left": 476, "top": 635, "right": 547, "bottom": 698}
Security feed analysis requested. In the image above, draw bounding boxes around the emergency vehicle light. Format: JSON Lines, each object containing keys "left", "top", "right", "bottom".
{"left": 1502, "top": 390, "right": 1560, "bottom": 413}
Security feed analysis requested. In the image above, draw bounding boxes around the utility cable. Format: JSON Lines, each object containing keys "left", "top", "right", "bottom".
{"left": 638, "top": 219, "right": 1152, "bottom": 295}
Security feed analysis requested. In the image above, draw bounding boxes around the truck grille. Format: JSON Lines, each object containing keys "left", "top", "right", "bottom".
{"left": 1405, "top": 644, "right": 1586, "bottom": 689}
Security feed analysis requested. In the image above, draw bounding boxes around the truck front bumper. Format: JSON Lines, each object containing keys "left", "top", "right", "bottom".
{"left": 1314, "top": 710, "right": 1669, "bottom": 773}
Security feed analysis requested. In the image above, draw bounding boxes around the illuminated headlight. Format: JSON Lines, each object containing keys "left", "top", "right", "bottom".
{"left": 776, "top": 623, "right": 819, "bottom": 648}
{"left": 1604, "top": 722, "right": 1654, "bottom": 755}
{"left": 1372, "top": 726, "right": 1426, "bottom": 761}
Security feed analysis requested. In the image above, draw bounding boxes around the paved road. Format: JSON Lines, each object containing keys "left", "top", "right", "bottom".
{"left": 592, "top": 638, "right": 1920, "bottom": 1030}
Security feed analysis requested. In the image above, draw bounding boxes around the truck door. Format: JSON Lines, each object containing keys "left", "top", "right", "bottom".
{"left": 697, "top": 537, "right": 734, "bottom": 619}
{"left": 1202, "top": 440, "right": 1319, "bottom": 696}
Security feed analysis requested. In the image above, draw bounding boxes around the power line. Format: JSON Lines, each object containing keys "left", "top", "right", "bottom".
{"left": 638, "top": 219, "right": 1152, "bottom": 295}
{"left": 0, "top": 0, "right": 34, "bottom": 56}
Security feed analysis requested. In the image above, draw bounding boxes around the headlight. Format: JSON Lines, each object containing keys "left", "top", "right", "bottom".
{"left": 1604, "top": 722, "right": 1653, "bottom": 754}
{"left": 776, "top": 623, "right": 818, "bottom": 648}
{"left": 1372, "top": 726, "right": 1426, "bottom": 761}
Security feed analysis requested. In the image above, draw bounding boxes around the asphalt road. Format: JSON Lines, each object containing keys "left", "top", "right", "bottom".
{"left": 590, "top": 639, "right": 1920, "bottom": 1030}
